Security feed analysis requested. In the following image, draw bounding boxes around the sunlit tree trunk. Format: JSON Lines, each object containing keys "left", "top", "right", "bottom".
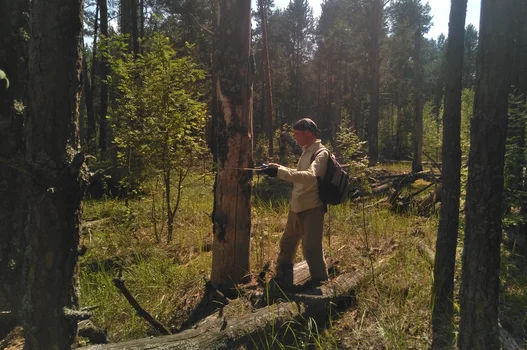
{"left": 412, "top": 22, "right": 424, "bottom": 173}
{"left": 459, "top": 0, "right": 512, "bottom": 348}
{"left": 210, "top": 0, "right": 254, "bottom": 292}
{"left": 431, "top": 0, "right": 467, "bottom": 347}
{"left": 23, "top": 0, "right": 86, "bottom": 347}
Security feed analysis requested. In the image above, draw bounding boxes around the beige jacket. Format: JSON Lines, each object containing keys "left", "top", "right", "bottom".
{"left": 277, "top": 140, "right": 329, "bottom": 213}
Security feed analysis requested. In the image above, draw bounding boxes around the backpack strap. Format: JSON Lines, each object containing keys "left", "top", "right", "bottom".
{"left": 310, "top": 147, "right": 329, "bottom": 163}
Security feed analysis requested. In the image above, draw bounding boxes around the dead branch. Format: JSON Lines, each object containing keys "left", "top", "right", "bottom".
{"left": 112, "top": 277, "right": 172, "bottom": 335}
{"left": 422, "top": 150, "right": 442, "bottom": 175}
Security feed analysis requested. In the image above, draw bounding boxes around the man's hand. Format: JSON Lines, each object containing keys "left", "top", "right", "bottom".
{"left": 259, "top": 164, "right": 279, "bottom": 177}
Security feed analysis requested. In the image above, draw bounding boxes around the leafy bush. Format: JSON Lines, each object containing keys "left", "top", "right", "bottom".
{"left": 101, "top": 33, "right": 208, "bottom": 242}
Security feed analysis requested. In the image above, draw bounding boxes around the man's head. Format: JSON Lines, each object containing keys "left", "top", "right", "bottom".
{"left": 292, "top": 118, "right": 319, "bottom": 147}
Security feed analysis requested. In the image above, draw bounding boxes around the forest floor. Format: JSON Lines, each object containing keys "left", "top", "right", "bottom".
{"left": 49, "top": 163, "right": 527, "bottom": 348}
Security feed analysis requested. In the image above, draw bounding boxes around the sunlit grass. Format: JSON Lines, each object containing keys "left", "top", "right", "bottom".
{"left": 80, "top": 164, "right": 509, "bottom": 348}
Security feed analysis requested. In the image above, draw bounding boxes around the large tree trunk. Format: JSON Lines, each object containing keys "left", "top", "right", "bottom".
{"left": 99, "top": 0, "right": 109, "bottom": 155}
{"left": 412, "top": 25, "right": 424, "bottom": 173}
{"left": 458, "top": 0, "right": 512, "bottom": 348}
{"left": 368, "top": 0, "right": 382, "bottom": 166}
{"left": 23, "top": 0, "right": 86, "bottom": 347}
{"left": 0, "top": 0, "right": 29, "bottom": 335}
{"left": 210, "top": 0, "right": 254, "bottom": 291}
{"left": 431, "top": 0, "right": 467, "bottom": 347}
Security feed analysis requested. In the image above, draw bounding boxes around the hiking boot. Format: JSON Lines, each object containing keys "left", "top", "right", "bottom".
{"left": 274, "top": 263, "right": 294, "bottom": 291}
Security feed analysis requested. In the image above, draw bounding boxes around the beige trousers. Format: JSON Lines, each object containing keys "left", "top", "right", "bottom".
{"left": 276, "top": 205, "right": 328, "bottom": 282}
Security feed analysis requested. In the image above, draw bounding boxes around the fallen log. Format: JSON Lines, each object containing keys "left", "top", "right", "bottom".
{"left": 416, "top": 185, "right": 442, "bottom": 215}
{"left": 86, "top": 302, "right": 304, "bottom": 350}
{"left": 86, "top": 256, "right": 395, "bottom": 349}
{"left": 291, "top": 259, "right": 338, "bottom": 287}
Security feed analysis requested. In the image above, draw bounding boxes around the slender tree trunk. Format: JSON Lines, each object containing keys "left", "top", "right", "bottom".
{"left": 395, "top": 92, "right": 403, "bottom": 159}
{"left": 131, "top": 0, "right": 140, "bottom": 56}
{"left": 0, "top": 0, "right": 29, "bottom": 334}
{"left": 140, "top": 0, "right": 145, "bottom": 46}
{"left": 334, "top": 61, "right": 342, "bottom": 157}
{"left": 412, "top": 24, "right": 424, "bottom": 173}
{"left": 259, "top": 0, "right": 274, "bottom": 157}
{"left": 87, "top": 3, "right": 98, "bottom": 149}
{"left": 121, "top": 0, "right": 132, "bottom": 50}
{"left": 368, "top": 0, "right": 382, "bottom": 166}
{"left": 83, "top": 54, "right": 96, "bottom": 151}
{"left": 211, "top": 0, "right": 254, "bottom": 292}
{"left": 431, "top": 0, "right": 467, "bottom": 347}
{"left": 165, "top": 169, "right": 173, "bottom": 243}
{"left": 316, "top": 51, "right": 322, "bottom": 121}
{"left": 458, "top": 0, "right": 512, "bottom": 348}
{"left": 99, "top": 0, "right": 109, "bottom": 155}
{"left": 23, "top": 0, "right": 86, "bottom": 347}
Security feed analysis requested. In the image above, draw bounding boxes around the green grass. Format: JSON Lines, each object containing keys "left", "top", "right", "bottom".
{"left": 78, "top": 164, "right": 527, "bottom": 348}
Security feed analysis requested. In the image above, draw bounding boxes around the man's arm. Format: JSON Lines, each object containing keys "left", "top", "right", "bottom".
{"left": 275, "top": 150, "right": 329, "bottom": 184}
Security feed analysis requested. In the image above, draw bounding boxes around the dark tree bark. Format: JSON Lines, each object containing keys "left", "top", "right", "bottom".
{"left": 368, "top": 0, "right": 382, "bottom": 166}
{"left": 23, "top": 0, "right": 86, "bottom": 347}
{"left": 259, "top": 0, "right": 274, "bottom": 157}
{"left": 0, "top": 0, "right": 29, "bottom": 334}
{"left": 131, "top": 0, "right": 140, "bottom": 56}
{"left": 431, "top": 0, "right": 467, "bottom": 347}
{"left": 210, "top": 0, "right": 254, "bottom": 291}
{"left": 458, "top": 0, "right": 512, "bottom": 348}
{"left": 412, "top": 23, "right": 424, "bottom": 173}
{"left": 120, "top": 0, "right": 133, "bottom": 52}
{"left": 99, "top": 0, "right": 109, "bottom": 155}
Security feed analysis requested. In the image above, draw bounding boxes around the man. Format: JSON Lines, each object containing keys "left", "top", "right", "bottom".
{"left": 260, "top": 118, "right": 329, "bottom": 290}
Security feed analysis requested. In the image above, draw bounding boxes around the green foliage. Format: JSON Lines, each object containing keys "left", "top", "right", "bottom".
{"left": 100, "top": 32, "right": 208, "bottom": 240}
{"left": 336, "top": 117, "right": 370, "bottom": 193}
{"left": 422, "top": 100, "right": 442, "bottom": 162}
{"left": 103, "top": 33, "right": 207, "bottom": 176}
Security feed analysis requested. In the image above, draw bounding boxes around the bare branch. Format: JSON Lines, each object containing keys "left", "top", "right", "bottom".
{"left": 189, "top": 13, "right": 214, "bottom": 36}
